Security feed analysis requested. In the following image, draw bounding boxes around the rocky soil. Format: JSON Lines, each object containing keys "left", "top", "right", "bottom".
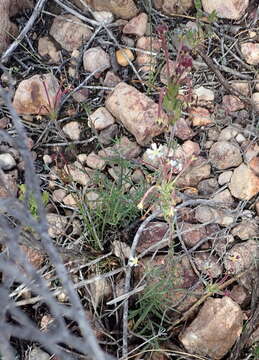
{"left": 0, "top": 0, "right": 258, "bottom": 359}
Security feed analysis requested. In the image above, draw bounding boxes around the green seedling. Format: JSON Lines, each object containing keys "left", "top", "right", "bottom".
{"left": 18, "top": 184, "right": 49, "bottom": 219}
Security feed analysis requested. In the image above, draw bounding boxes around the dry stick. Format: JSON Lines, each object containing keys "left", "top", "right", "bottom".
{"left": 53, "top": 0, "right": 98, "bottom": 26}
{"left": 168, "top": 268, "right": 251, "bottom": 331}
{"left": 197, "top": 50, "right": 255, "bottom": 109}
{"left": 1, "top": 0, "right": 48, "bottom": 63}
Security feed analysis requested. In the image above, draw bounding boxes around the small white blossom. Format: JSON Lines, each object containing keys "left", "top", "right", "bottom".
{"left": 145, "top": 143, "right": 166, "bottom": 161}
{"left": 128, "top": 257, "right": 139, "bottom": 267}
{"left": 168, "top": 158, "right": 183, "bottom": 172}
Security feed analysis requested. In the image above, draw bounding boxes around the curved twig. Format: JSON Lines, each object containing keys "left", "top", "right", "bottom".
{"left": 1, "top": 0, "right": 48, "bottom": 63}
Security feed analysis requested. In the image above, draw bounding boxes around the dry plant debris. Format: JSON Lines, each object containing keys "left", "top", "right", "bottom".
{"left": 0, "top": 0, "right": 258, "bottom": 359}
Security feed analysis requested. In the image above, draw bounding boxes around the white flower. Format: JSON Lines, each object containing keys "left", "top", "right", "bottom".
{"left": 145, "top": 143, "right": 166, "bottom": 161}
{"left": 168, "top": 158, "right": 183, "bottom": 172}
{"left": 128, "top": 257, "right": 139, "bottom": 267}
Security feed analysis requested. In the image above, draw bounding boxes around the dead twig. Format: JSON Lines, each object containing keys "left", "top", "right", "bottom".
{"left": 197, "top": 49, "right": 255, "bottom": 109}
{"left": 1, "top": 0, "right": 48, "bottom": 63}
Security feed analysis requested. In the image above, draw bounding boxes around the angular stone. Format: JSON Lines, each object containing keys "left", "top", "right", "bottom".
{"left": 123, "top": 13, "right": 148, "bottom": 37}
{"left": 195, "top": 206, "right": 235, "bottom": 227}
{"left": 86, "top": 152, "right": 106, "bottom": 170}
{"left": 229, "top": 163, "right": 259, "bottom": 200}
{"left": 198, "top": 178, "right": 218, "bottom": 195}
{"left": 241, "top": 42, "right": 259, "bottom": 65}
{"left": 99, "top": 136, "right": 141, "bottom": 160}
{"left": 194, "top": 253, "right": 223, "bottom": 278}
{"left": 103, "top": 71, "right": 121, "bottom": 88}
{"left": 136, "top": 222, "right": 169, "bottom": 253}
{"left": 222, "top": 95, "right": 244, "bottom": 112}
{"left": 212, "top": 189, "right": 234, "bottom": 205}
{"left": 177, "top": 157, "right": 211, "bottom": 187}
{"left": 174, "top": 118, "right": 194, "bottom": 140}
{"left": 62, "top": 121, "right": 81, "bottom": 140}
{"left": 230, "top": 285, "right": 250, "bottom": 307}
{"left": 181, "top": 222, "right": 207, "bottom": 248}
{"left": 13, "top": 73, "right": 60, "bottom": 115}
{"left": 105, "top": 82, "right": 167, "bottom": 145}
{"left": 193, "top": 86, "right": 214, "bottom": 102}
{"left": 218, "top": 126, "right": 239, "bottom": 141}
{"left": 38, "top": 36, "right": 61, "bottom": 63}
{"left": 231, "top": 220, "right": 258, "bottom": 240}
{"left": 78, "top": 0, "right": 139, "bottom": 20}
{"left": 209, "top": 141, "right": 242, "bottom": 170}
{"left": 47, "top": 213, "right": 67, "bottom": 238}
{"left": 252, "top": 92, "right": 259, "bottom": 112}
{"left": 92, "top": 10, "right": 114, "bottom": 24}
{"left": 223, "top": 240, "right": 258, "bottom": 274}
{"left": 201, "top": 0, "right": 249, "bottom": 20}
{"left": 154, "top": 0, "right": 193, "bottom": 15}
{"left": 50, "top": 14, "right": 92, "bottom": 52}
{"left": 189, "top": 107, "right": 213, "bottom": 126}
{"left": 88, "top": 107, "right": 115, "bottom": 130}
{"left": 83, "top": 47, "right": 110, "bottom": 76}
{"left": 64, "top": 161, "right": 91, "bottom": 186}
{"left": 179, "top": 297, "right": 244, "bottom": 359}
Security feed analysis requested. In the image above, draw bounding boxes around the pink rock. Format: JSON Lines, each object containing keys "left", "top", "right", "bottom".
{"left": 83, "top": 47, "right": 110, "bottom": 77}
{"left": 13, "top": 73, "right": 60, "bottom": 115}
{"left": 241, "top": 42, "right": 259, "bottom": 65}
{"left": 230, "top": 285, "right": 249, "bottom": 307}
{"left": 179, "top": 297, "right": 244, "bottom": 359}
{"left": 136, "top": 222, "right": 169, "bottom": 253}
{"left": 231, "top": 220, "right": 258, "bottom": 240}
{"left": 229, "top": 163, "right": 259, "bottom": 200}
{"left": 177, "top": 156, "right": 211, "bottom": 187}
{"left": 88, "top": 107, "right": 115, "bottom": 131}
{"left": 201, "top": 0, "right": 249, "bottom": 20}
{"left": 174, "top": 118, "right": 194, "bottom": 140}
{"left": 248, "top": 156, "right": 259, "bottom": 176}
{"left": 38, "top": 36, "right": 61, "bottom": 63}
{"left": 224, "top": 240, "right": 258, "bottom": 274}
{"left": 182, "top": 140, "right": 200, "bottom": 157}
{"left": 231, "top": 81, "right": 250, "bottom": 96}
{"left": 193, "top": 86, "right": 214, "bottom": 102}
{"left": 86, "top": 152, "right": 106, "bottom": 170}
{"left": 123, "top": 13, "right": 148, "bottom": 37}
{"left": 105, "top": 82, "right": 168, "bottom": 145}
{"left": 154, "top": 0, "right": 193, "bottom": 15}
{"left": 209, "top": 141, "right": 242, "bottom": 170}
{"left": 49, "top": 14, "right": 92, "bottom": 52}
{"left": 194, "top": 253, "right": 223, "bottom": 278}
{"left": 222, "top": 95, "right": 244, "bottom": 112}
{"left": 189, "top": 107, "right": 212, "bottom": 126}
{"left": 252, "top": 92, "right": 259, "bottom": 112}
{"left": 103, "top": 71, "right": 121, "bottom": 88}
{"left": 181, "top": 222, "right": 207, "bottom": 248}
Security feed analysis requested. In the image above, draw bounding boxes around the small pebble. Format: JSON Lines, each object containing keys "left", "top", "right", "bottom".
{"left": 0, "top": 153, "right": 16, "bottom": 170}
